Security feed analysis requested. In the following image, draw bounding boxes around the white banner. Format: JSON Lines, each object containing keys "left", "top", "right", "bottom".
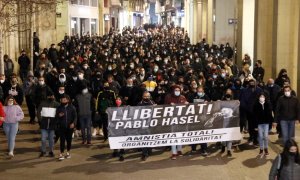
{"left": 108, "top": 127, "right": 242, "bottom": 149}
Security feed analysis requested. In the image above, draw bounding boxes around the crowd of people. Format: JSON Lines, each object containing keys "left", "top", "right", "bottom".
{"left": 0, "top": 25, "right": 300, "bottom": 178}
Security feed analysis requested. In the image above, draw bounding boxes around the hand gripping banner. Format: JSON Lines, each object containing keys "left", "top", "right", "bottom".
{"left": 107, "top": 100, "right": 241, "bottom": 149}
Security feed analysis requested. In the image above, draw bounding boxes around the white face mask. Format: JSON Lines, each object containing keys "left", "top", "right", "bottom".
{"left": 8, "top": 102, "right": 13, "bottom": 106}
{"left": 82, "top": 88, "right": 88, "bottom": 94}
{"left": 78, "top": 74, "right": 84, "bottom": 80}
{"left": 39, "top": 81, "right": 45, "bottom": 86}
{"left": 59, "top": 90, "right": 65, "bottom": 94}
{"left": 0, "top": 80, "right": 4, "bottom": 83}
{"left": 108, "top": 66, "right": 112, "bottom": 71}
{"left": 83, "top": 65, "right": 88, "bottom": 69}
{"left": 59, "top": 78, "right": 66, "bottom": 83}
{"left": 72, "top": 77, "right": 78, "bottom": 81}
{"left": 174, "top": 91, "right": 180, "bottom": 96}
{"left": 259, "top": 97, "right": 265, "bottom": 103}
{"left": 154, "top": 67, "right": 159, "bottom": 72}
{"left": 285, "top": 91, "right": 291, "bottom": 97}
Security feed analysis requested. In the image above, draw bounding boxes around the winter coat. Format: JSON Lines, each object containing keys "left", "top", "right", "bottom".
{"left": 275, "top": 95, "right": 300, "bottom": 122}
{"left": 37, "top": 99, "right": 60, "bottom": 130}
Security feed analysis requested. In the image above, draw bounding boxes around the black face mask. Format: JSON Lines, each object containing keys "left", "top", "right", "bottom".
{"left": 61, "top": 102, "right": 68, "bottom": 106}
{"left": 289, "top": 152, "right": 297, "bottom": 156}
{"left": 48, "top": 97, "right": 54, "bottom": 101}
{"left": 225, "top": 94, "right": 231, "bottom": 98}
{"left": 143, "top": 98, "right": 150, "bottom": 102}
{"left": 249, "top": 84, "right": 255, "bottom": 88}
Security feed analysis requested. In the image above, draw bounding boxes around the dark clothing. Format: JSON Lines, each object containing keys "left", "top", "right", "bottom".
{"left": 275, "top": 95, "right": 300, "bottom": 122}
{"left": 59, "top": 128, "right": 73, "bottom": 153}
{"left": 265, "top": 84, "right": 281, "bottom": 111}
{"left": 8, "top": 85, "right": 24, "bottom": 105}
{"left": 37, "top": 100, "right": 60, "bottom": 129}
{"left": 4, "top": 59, "right": 14, "bottom": 77}
{"left": 252, "top": 67, "right": 265, "bottom": 82}
{"left": 253, "top": 101, "right": 274, "bottom": 126}
{"left": 75, "top": 93, "right": 94, "bottom": 116}
{"left": 56, "top": 104, "right": 77, "bottom": 129}
{"left": 33, "top": 85, "right": 53, "bottom": 108}
{"left": 269, "top": 155, "right": 300, "bottom": 180}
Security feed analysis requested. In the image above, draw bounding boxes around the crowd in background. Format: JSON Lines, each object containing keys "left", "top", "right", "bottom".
{"left": 0, "top": 25, "right": 299, "bottom": 175}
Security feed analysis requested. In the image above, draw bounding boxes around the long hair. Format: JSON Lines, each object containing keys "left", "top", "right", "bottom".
{"left": 4, "top": 95, "right": 18, "bottom": 106}
{"left": 281, "top": 139, "right": 300, "bottom": 166}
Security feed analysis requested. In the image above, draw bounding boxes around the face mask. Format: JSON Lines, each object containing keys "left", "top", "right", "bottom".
{"left": 82, "top": 88, "right": 88, "bottom": 94}
{"left": 192, "top": 84, "right": 197, "bottom": 89}
{"left": 61, "top": 102, "right": 68, "bottom": 106}
{"left": 78, "top": 74, "right": 84, "bottom": 80}
{"left": 130, "top": 64, "right": 134, "bottom": 69}
{"left": 143, "top": 98, "right": 150, "bottom": 102}
{"left": 221, "top": 73, "right": 226, "bottom": 78}
{"left": 174, "top": 91, "right": 180, "bottom": 96}
{"left": 59, "top": 90, "right": 65, "bottom": 94}
{"left": 225, "top": 94, "right": 231, "bottom": 99}
{"left": 213, "top": 75, "right": 217, "bottom": 79}
{"left": 83, "top": 65, "right": 88, "bottom": 69}
{"left": 154, "top": 67, "right": 159, "bottom": 72}
{"left": 195, "top": 59, "right": 200, "bottom": 63}
{"left": 8, "top": 102, "right": 14, "bottom": 106}
{"left": 127, "top": 84, "right": 133, "bottom": 87}
{"left": 249, "top": 84, "right": 255, "bottom": 88}
{"left": 0, "top": 80, "right": 4, "bottom": 83}
{"left": 197, "top": 92, "right": 204, "bottom": 97}
{"left": 108, "top": 66, "right": 112, "bottom": 71}
{"left": 59, "top": 78, "right": 66, "bottom": 83}
{"left": 48, "top": 97, "right": 54, "bottom": 101}
{"left": 155, "top": 57, "right": 160, "bottom": 61}
{"left": 72, "top": 77, "right": 78, "bottom": 81}
{"left": 164, "top": 59, "right": 168, "bottom": 64}
{"left": 285, "top": 91, "right": 291, "bottom": 97}
{"left": 39, "top": 81, "right": 45, "bottom": 86}
{"left": 268, "top": 84, "right": 274, "bottom": 87}
{"left": 289, "top": 152, "right": 297, "bottom": 156}
{"left": 259, "top": 97, "right": 265, "bottom": 103}
{"left": 116, "top": 99, "right": 122, "bottom": 106}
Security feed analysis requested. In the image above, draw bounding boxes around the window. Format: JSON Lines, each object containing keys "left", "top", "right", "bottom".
{"left": 79, "top": 0, "right": 89, "bottom": 6}
{"left": 91, "top": 19, "right": 97, "bottom": 35}
{"left": 71, "top": 18, "right": 78, "bottom": 35}
{"left": 71, "top": 0, "right": 78, "bottom": 4}
{"left": 91, "top": 0, "right": 98, "bottom": 7}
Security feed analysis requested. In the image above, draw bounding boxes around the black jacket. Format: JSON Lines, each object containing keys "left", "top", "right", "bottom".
{"left": 253, "top": 101, "right": 274, "bottom": 126}
{"left": 275, "top": 95, "right": 300, "bottom": 122}
{"left": 56, "top": 104, "right": 77, "bottom": 129}
{"left": 37, "top": 100, "right": 60, "bottom": 130}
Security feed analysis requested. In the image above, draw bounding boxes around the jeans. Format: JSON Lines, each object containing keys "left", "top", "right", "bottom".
{"left": 280, "top": 120, "right": 295, "bottom": 144}
{"left": 3, "top": 123, "right": 19, "bottom": 152}
{"left": 41, "top": 129, "right": 55, "bottom": 152}
{"left": 79, "top": 115, "right": 92, "bottom": 142}
{"left": 258, "top": 124, "right": 269, "bottom": 149}
{"left": 222, "top": 141, "right": 232, "bottom": 151}
{"left": 171, "top": 145, "right": 182, "bottom": 154}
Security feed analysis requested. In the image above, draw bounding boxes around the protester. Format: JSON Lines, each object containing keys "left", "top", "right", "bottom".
{"left": 18, "top": 50, "right": 31, "bottom": 82}
{"left": 3, "top": 96, "right": 24, "bottom": 158}
{"left": 274, "top": 86, "right": 300, "bottom": 144}
{"left": 138, "top": 91, "right": 155, "bottom": 161}
{"left": 56, "top": 95, "right": 77, "bottom": 160}
{"left": 269, "top": 139, "right": 300, "bottom": 180}
{"left": 37, "top": 90, "right": 60, "bottom": 157}
{"left": 165, "top": 85, "right": 188, "bottom": 160}
{"left": 74, "top": 86, "right": 94, "bottom": 145}
{"left": 253, "top": 92, "right": 273, "bottom": 156}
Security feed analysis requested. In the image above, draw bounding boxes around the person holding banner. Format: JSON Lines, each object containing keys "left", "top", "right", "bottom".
{"left": 138, "top": 91, "right": 156, "bottom": 161}
{"left": 188, "top": 86, "right": 210, "bottom": 156}
{"left": 112, "top": 97, "right": 125, "bottom": 161}
{"left": 165, "top": 85, "right": 189, "bottom": 160}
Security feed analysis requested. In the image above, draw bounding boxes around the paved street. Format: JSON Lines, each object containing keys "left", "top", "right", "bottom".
{"left": 1, "top": 107, "right": 299, "bottom": 180}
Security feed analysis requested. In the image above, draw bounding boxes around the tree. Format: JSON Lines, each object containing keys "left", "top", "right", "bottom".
{"left": 0, "top": 0, "right": 62, "bottom": 74}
